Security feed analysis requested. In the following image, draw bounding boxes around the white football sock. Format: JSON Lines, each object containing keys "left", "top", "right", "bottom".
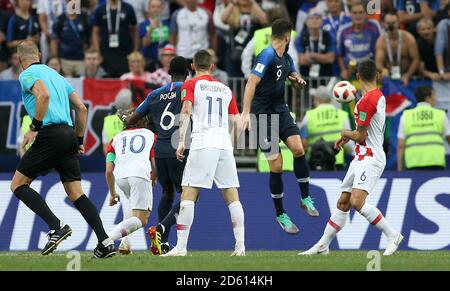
{"left": 228, "top": 201, "right": 245, "bottom": 248}
{"left": 108, "top": 216, "right": 143, "bottom": 241}
{"left": 317, "top": 208, "right": 349, "bottom": 247}
{"left": 176, "top": 200, "right": 195, "bottom": 250}
{"left": 358, "top": 203, "right": 397, "bottom": 239}
{"left": 120, "top": 205, "right": 133, "bottom": 247}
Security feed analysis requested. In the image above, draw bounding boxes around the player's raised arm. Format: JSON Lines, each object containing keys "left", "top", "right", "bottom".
{"left": 69, "top": 91, "right": 88, "bottom": 152}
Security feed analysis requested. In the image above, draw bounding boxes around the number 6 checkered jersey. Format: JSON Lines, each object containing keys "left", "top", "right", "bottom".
{"left": 180, "top": 75, "right": 240, "bottom": 189}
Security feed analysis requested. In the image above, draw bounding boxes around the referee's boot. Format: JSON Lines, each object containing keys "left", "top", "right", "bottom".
{"left": 41, "top": 224, "right": 72, "bottom": 255}
{"left": 93, "top": 239, "right": 116, "bottom": 259}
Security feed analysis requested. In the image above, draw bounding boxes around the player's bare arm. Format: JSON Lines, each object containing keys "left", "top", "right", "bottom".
{"left": 340, "top": 125, "right": 369, "bottom": 144}
{"left": 176, "top": 100, "right": 192, "bottom": 161}
{"left": 69, "top": 91, "right": 88, "bottom": 154}
{"left": 105, "top": 161, "right": 119, "bottom": 206}
{"left": 122, "top": 111, "right": 142, "bottom": 127}
{"left": 151, "top": 157, "right": 157, "bottom": 187}
{"left": 397, "top": 138, "right": 405, "bottom": 171}
{"left": 23, "top": 80, "right": 50, "bottom": 150}
{"left": 288, "top": 72, "right": 307, "bottom": 90}
{"left": 242, "top": 74, "right": 261, "bottom": 130}
{"left": 230, "top": 114, "right": 243, "bottom": 147}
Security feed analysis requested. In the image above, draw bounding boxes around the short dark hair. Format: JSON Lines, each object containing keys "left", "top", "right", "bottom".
{"left": 357, "top": 59, "right": 377, "bottom": 82}
{"left": 193, "top": 49, "right": 212, "bottom": 71}
{"left": 271, "top": 19, "right": 292, "bottom": 39}
{"left": 169, "top": 56, "right": 189, "bottom": 77}
{"left": 415, "top": 86, "right": 433, "bottom": 103}
{"left": 382, "top": 11, "right": 398, "bottom": 22}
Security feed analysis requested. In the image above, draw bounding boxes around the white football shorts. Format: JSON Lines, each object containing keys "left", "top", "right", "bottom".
{"left": 116, "top": 176, "right": 153, "bottom": 211}
{"left": 341, "top": 158, "right": 385, "bottom": 194}
{"left": 182, "top": 148, "right": 240, "bottom": 189}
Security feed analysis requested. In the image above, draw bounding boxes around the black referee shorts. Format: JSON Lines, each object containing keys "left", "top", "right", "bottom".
{"left": 17, "top": 125, "right": 81, "bottom": 182}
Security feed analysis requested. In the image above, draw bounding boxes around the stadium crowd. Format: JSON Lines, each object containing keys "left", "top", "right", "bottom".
{"left": 2, "top": 0, "right": 450, "bottom": 171}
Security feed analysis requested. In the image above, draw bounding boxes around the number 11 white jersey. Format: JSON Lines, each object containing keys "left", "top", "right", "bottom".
{"left": 107, "top": 128, "right": 155, "bottom": 181}
{"left": 181, "top": 75, "right": 240, "bottom": 151}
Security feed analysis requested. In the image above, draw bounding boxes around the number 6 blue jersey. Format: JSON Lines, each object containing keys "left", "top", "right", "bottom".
{"left": 136, "top": 82, "right": 183, "bottom": 158}
{"left": 251, "top": 46, "right": 296, "bottom": 114}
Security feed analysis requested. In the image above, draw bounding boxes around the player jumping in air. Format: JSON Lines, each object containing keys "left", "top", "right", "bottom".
{"left": 163, "top": 50, "right": 245, "bottom": 257}
{"left": 11, "top": 41, "right": 115, "bottom": 258}
{"left": 242, "top": 19, "right": 314, "bottom": 235}
{"left": 105, "top": 115, "right": 157, "bottom": 249}
{"left": 300, "top": 60, "right": 403, "bottom": 256}
{"left": 123, "top": 56, "right": 189, "bottom": 255}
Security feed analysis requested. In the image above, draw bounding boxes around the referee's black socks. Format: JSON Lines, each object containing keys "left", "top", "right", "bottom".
{"left": 73, "top": 195, "right": 109, "bottom": 243}
{"left": 14, "top": 184, "right": 61, "bottom": 230}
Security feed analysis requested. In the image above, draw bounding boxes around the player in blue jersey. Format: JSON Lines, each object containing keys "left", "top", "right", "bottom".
{"left": 123, "top": 56, "right": 189, "bottom": 254}
{"left": 242, "top": 19, "right": 317, "bottom": 235}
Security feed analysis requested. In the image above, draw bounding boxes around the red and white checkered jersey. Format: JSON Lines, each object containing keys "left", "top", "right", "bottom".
{"left": 353, "top": 88, "right": 386, "bottom": 165}
{"left": 107, "top": 128, "right": 155, "bottom": 181}
{"left": 181, "top": 75, "right": 239, "bottom": 151}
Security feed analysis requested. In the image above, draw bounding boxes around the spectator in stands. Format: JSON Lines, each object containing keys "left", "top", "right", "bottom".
{"left": 81, "top": 47, "right": 108, "bottom": 79}
{"left": 0, "top": 10, "right": 11, "bottom": 72}
{"left": 47, "top": 56, "right": 65, "bottom": 75}
{"left": 295, "top": 0, "right": 327, "bottom": 35}
{"left": 435, "top": 6, "right": 450, "bottom": 80}
{"left": 92, "top": 0, "right": 139, "bottom": 77}
{"left": 51, "top": 6, "right": 91, "bottom": 77}
{"left": 397, "top": 0, "right": 439, "bottom": 36}
{"left": 297, "top": 11, "right": 335, "bottom": 78}
{"left": 206, "top": 48, "right": 229, "bottom": 85}
{"left": 299, "top": 86, "right": 351, "bottom": 170}
{"left": 139, "top": 0, "right": 170, "bottom": 71}
{"left": 241, "top": 8, "right": 298, "bottom": 78}
{"left": 0, "top": 52, "right": 20, "bottom": 80}
{"left": 417, "top": 18, "right": 440, "bottom": 80}
{"left": 337, "top": 1, "right": 381, "bottom": 79}
{"left": 0, "top": 0, "right": 15, "bottom": 13}
{"left": 102, "top": 88, "right": 133, "bottom": 154}
{"left": 433, "top": 6, "right": 450, "bottom": 114}
{"left": 322, "top": 0, "right": 351, "bottom": 42}
{"left": 120, "top": 51, "right": 152, "bottom": 82}
{"left": 6, "top": 0, "right": 40, "bottom": 50}
{"left": 129, "top": 0, "right": 148, "bottom": 24}
{"left": 37, "top": 0, "right": 66, "bottom": 63}
{"left": 434, "top": 0, "right": 449, "bottom": 25}
{"left": 397, "top": 86, "right": 450, "bottom": 171}
{"left": 221, "top": 0, "right": 268, "bottom": 77}
{"left": 170, "top": 0, "right": 217, "bottom": 64}
{"left": 375, "top": 12, "right": 419, "bottom": 87}
{"left": 148, "top": 44, "right": 176, "bottom": 86}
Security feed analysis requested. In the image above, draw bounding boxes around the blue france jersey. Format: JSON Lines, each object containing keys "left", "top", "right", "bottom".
{"left": 251, "top": 46, "right": 296, "bottom": 114}
{"left": 136, "top": 82, "right": 183, "bottom": 158}
{"left": 19, "top": 64, "right": 74, "bottom": 127}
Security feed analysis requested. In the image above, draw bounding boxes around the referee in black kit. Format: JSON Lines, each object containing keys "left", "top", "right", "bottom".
{"left": 10, "top": 40, "right": 115, "bottom": 258}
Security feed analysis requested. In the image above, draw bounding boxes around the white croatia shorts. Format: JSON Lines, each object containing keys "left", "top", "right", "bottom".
{"left": 116, "top": 176, "right": 153, "bottom": 211}
{"left": 341, "top": 158, "right": 385, "bottom": 194}
{"left": 182, "top": 148, "right": 240, "bottom": 189}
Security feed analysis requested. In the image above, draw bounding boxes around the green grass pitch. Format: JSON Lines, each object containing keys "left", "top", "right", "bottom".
{"left": 1, "top": 251, "right": 450, "bottom": 271}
